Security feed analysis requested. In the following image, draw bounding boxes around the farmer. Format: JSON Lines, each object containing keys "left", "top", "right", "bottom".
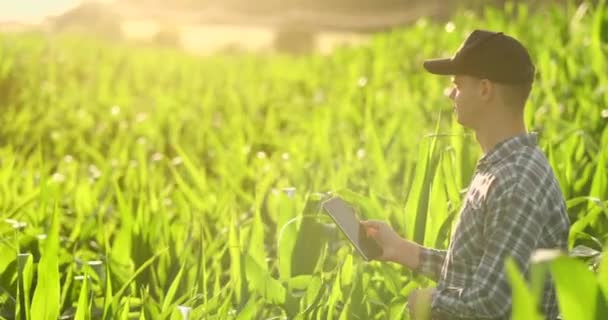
{"left": 361, "top": 30, "right": 570, "bottom": 320}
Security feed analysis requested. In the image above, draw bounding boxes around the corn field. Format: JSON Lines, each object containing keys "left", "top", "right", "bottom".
{"left": 0, "top": 1, "right": 606, "bottom": 319}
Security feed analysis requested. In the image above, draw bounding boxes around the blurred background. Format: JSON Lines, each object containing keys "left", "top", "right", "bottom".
{"left": 1, "top": 1, "right": 606, "bottom": 319}
{"left": 0, "top": 0, "right": 573, "bottom": 55}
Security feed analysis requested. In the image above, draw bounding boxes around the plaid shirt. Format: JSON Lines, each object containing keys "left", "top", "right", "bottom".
{"left": 415, "top": 133, "right": 570, "bottom": 319}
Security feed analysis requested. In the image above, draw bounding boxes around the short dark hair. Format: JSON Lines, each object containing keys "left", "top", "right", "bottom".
{"left": 497, "top": 81, "right": 533, "bottom": 110}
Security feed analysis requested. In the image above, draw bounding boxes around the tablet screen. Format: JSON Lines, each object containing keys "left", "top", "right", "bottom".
{"left": 321, "top": 197, "right": 382, "bottom": 260}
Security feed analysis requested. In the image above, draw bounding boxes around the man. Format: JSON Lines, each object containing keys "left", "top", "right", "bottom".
{"left": 361, "top": 30, "right": 570, "bottom": 319}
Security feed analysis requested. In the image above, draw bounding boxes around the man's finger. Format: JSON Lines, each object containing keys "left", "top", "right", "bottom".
{"left": 360, "top": 220, "right": 382, "bottom": 229}
{"left": 408, "top": 290, "right": 418, "bottom": 319}
{"left": 366, "top": 227, "right": 378, "bottom": 237}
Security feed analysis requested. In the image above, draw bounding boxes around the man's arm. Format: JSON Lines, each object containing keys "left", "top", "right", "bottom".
{"left": 430, "top": 185, "right": 546, "bottom": 319}
{"left": 360, "top": 220, "right": 447, "bottom": 280}
{"left": 414, "top": 247, "right": 448, "bottom": 282}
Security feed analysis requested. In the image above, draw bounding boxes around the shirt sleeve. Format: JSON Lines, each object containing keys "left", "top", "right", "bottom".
{"left": 414, "top": 247, "right": 447, "bottom": 282}
{"left": 429, "top": 185, "right": 547, "bottom": 319}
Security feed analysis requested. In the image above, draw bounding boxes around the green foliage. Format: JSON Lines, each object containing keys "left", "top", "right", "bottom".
{"left": 0, "top": 0, "right": 606, "bottom": 318}
{"left": 507, "top": 251, "right": 608, "bottom": 320}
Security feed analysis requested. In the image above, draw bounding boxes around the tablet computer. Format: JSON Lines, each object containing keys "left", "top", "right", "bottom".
{"left": 321, "top": 196, "right": 382, "bottom": 261}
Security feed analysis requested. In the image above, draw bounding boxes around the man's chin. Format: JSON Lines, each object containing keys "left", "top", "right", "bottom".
{"left": 455, "top": 115, "right": 472, "bottom": 128}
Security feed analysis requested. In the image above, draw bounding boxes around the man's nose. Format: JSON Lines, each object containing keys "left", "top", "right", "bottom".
{"left": 448, "top": 87, "right": 456, "bottom": 100}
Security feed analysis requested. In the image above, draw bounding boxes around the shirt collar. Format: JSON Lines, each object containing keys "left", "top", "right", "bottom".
{"left": 477, "top": 132, "right": 538, "bottom": 169}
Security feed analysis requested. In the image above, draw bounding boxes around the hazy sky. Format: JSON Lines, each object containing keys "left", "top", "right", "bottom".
{"left": 0, "top": 0, "right": 114, "bottom": 23}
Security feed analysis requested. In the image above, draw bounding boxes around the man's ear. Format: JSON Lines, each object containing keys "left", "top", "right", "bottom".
{"left": 479, "top": 79, "right": 494, "bottom": 101}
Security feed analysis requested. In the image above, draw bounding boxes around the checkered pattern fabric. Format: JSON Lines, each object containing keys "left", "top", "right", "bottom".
{"left": 415, "top": 132, "right": 570, "bottom": 319}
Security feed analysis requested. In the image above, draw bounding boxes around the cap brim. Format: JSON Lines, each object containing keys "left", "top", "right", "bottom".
{"left": 423, "top": 58, "right": 458, "bottom": 75}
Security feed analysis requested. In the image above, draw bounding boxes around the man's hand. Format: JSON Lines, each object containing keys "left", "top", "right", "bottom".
{"left": 359, "top": 220, "right": 405, "bottom": 262}
{"left": 408, "top": 288, "right": 435, "bottom": 320}
{"left": 360, "top": 220, "right": 423, "bottom": 270}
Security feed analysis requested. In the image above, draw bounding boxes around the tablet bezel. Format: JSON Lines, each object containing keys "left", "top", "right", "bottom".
{"left": 321, "top": 196, "right": 381, "bottom": 261}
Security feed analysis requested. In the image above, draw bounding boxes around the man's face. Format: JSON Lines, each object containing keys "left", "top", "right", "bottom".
{"left": 448, "top": 75, "right": 484, "bottom": 129}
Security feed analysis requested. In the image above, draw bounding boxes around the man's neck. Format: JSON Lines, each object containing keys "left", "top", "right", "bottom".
{"left": 474, "top": 119, "right": 527, "bottom": 154}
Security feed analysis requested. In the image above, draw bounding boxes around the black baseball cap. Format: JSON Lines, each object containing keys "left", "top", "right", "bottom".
{"left": 423, "top": 30, "right": 535, "bottom": 84}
